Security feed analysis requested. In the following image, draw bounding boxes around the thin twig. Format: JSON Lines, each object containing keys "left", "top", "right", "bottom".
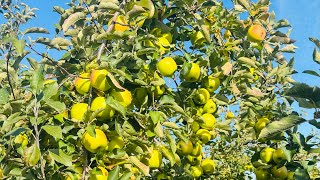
{"left": 83, "top": 3, "right": 104, "bottom": 34}
{"left": 26, "top": 43, "right": 75, "bottom": 77}
{"left": 33, "top": 99, "right": 46, "bottom": 180}
{"left": 5, "top": 45, "right": 16, "bottom": 99}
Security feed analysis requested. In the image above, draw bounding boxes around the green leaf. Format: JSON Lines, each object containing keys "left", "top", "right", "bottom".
{"left": 27, "top": 57, "right": 39, "bottom": 70}
{"left": 45, "top": 99, "right": 66, "bottom": 112}
{"left": 49, "top": 149, "right": 72, "bottom": 166}
{"left": 309, "top": 37, "right": 320, "bottom": 49}
{"left": 98, "top": 2, "right": 120, "bottom": 11}
{"left": 43, "top": 81, "right": 59, "bottom": 100}
{"left": 23, "top": 143, "right": 40, "bottom": 166}
{"left": 62, "top": 12, "right": 86, "bottom": 32}
{"left": 122, "top": 121, "right": 137, "bottom": 135}
{"left": 180, "top": 63, "right": 192, "bottom": 79}
{"left": 308, "top": 147, "right": 320, "bottom": 153}
{"left": 312, "top": 48, "right": 320, "bottom": 64}
{"left": 294, "top": 168, "right": 310, "bottom": 180}
{"left": 258, "top": 115, "right": 306, "bottom": 139}
{"left": 149, "top": 111, "right": 163, "bottom": 124}
{"left": 106, "top": 96, "right": 126, "bottom": 117}
{"left": 302, "top": 70, "right": 320, "bottom": 77}
{"left": 108, "top": 166, "right": 120, "bottom": 180}
{"left": 119, "top": 172, "right": 133, "bottom": 180}
{"left": 0, "top": 88, "right": 9, "bottom": 104}
{"left": 86, "top": 125, "right": 96, "bottom": 138}
{"left": 129, "top": 156, "right": 149, "bottom": 176}
{"left": 159, "top": 95, "right": 175, "bottom": 105}
{"left": 154, "top": 122, "right": 164, "bottom": 138}
{"left": 160, "top": 145, "right": 176, "bottom": 166}
{"left": 309, "top": 120, "right": 320, "bottom": 129}
{"left": 162, "top": 122, "right": 179, "bottom": 129}
{"left": 285, "top": 82, "right": 320, "bottom": 108}
{"left": 31, "top": 67, "right": 44, "bottom": 94}
{"left": 165, "top": 130, "right": 176, "bottom": 153}
{"left": 5, "top": 127, "right": 27, "bottom": 137}
{"left": 106, "top": 73, "right": 125, "bottom": 91}
{"left": 274, "top": 19, "right": 291, "bottom": 29}
{"left": 107, "top": 149, "right": 126, "bottom": 159}
{"left": 12, "top": 38, "right": 26, "bottom": 56}
{"left": 238, "top": 57, "right": 257, "bottom": 68}
{"left": 23, "top": 27, "right": 49, "bottom": 34}
{"left": 42, "top": 125, "right": 63, "bottom": 139}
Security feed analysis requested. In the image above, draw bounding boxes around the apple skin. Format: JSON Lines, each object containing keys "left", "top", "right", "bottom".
{"left": 177, "top": 140, "right": 193, "bottom": 156}
{"left": 147, "top": 149, "right": 162, "bottom": 169}
{"left": 203, "top": 99, "right": 217, "bottom": 114}
{"left": 89, "top": 166, "right": 108, "bottom": 180}
{"left": 247, "top": 24, "right": 266, "bottom": 42}
{"left": 157, "top": 57, "right": 177, "bottom": 77}
{"left": 201, "top": 158, "right": 215, "bottom": 174}
{"left": 90, "top": 69, "right": 111, "bottom": 92}
{"left": 183, "top": 63, "right": 201, "bottom": 82}
{"left": 255, "top": 117, "right": 269, "bottom": 133}
{"left": 271, "top": 166, "right": 288, "bottom": 179}
{"left": 110, "top": 89, "right": 133, "bottom": 107}
{"left": 260, "top": 147, "right": 275, "bottom": 163}
{"left": 199, "top": 113, "right": 216, "bottom": 130}
{"left": 108, "top": 136, "right": 124, "bottom": 151}
{"left": 189, "top": 165, "right": 203, "bottom": 178}
{"left": 70, "top": 103, "right": 88, "bottom": 122}
{"left": 90, "top": 97, "right": 115, "bottom": 119}
{"left": 193, "top": 88, "right": 210, "bottom": 105}
{"left": 255, "top": 167, "right": 270, "bottom": 180}
{"left": 273, "top": 148, "right": 287, "bottom": 164}
{"left": 196, "top": 129, "right": 211, "bottom": 144}
{"left": 82, "top": 129, "right": 108, "bottom": 153}
{"left": 187, "top": 155, "right": 202, "bottom": 165}
{"left": 202, "top": 76, "right": 220, "bottom": 93}
{"left": 191, "top": 142, "right": 202, "bottom": 156}
{"left": 74, "top": 73, "right": 91, "bottom": 95}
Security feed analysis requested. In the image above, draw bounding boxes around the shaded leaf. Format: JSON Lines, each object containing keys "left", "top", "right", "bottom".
{"left": 302, "top": 70, "right": 320, "bottom": 77}
{"left": 0, "top": 88, "right": 9, "bottom": 104}
{"left": 49, "top": 149, "right": 72, "bottom": 166}
{"left": 108, "top": 166, "right": 120, "bottom": 180}
{"left": 62, "top": 12, "right": 86, "bottom": 32}
{"left": 129, "top": 156, "right": 149, "bottom": 176}
{"left": 30, "top": 67, "right": 44, "bottom": 94}
{"left": 24, "top": 27, "right": 49, "bottom": 34}
{"left": 23, "top": 143, "right": 40, "bottom": 166}
{"left": 312, "top": 48, "right": 320, "bottom": 64}
{"left": 12, "top": 38, "right": 26, "bottom": 56}
{"left": 42, "top": 125, "right": 63, "bottom": 139}
{"left": 45, "top": 99, "right": 66, "bottom": 112}
{"left": 258, "top": 115, "right": 306, "bottom": 139}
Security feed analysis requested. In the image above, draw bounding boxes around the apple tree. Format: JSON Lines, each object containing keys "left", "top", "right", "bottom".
{"left": 0, "top": 0, "right": 319, "bottom": 179}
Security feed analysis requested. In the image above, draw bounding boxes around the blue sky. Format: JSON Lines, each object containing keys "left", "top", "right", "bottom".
{"left": 9, "top": 0, "right": 320, "bottom": 135}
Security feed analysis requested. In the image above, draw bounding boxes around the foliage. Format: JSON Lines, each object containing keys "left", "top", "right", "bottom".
{"left": 0, "top": 0, "right": 318, "bottom": 179}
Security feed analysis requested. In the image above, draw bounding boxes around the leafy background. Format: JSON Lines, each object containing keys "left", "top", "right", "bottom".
{"left": 18, "top": 0, "right": 320, "bottom": 135}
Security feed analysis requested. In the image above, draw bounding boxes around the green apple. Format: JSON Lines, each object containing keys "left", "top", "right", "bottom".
{"left": 189, "top": 165, "right": 203, "bottom": 178}
{"left": 191, "top": 142, "right": 202, "bottom": 156}
{"left": 271, "top": 166, "right": 288, "bottom": 179}
{"left": 273, "top": 148, "right": 287, "bottom": 164}
{"left": 203, "top": 99, "right": 217, "bottom": 114}
{"left": 196, "top": 129, "right": 211, "bottom": 144}
{"left": 108, "top": 136, "right": 124, "bottom": 151}
{"left": 193, "top": 88, "right": 210, "bottom": 105}
{"left": 187, "top": 155, "right": 202, "bottom": 165}
{"left": 260, "top": 147, "right": 275, "bottom": 163}
{"left": 255, "top": 167, "right": 270, "bottom": 180}
{"left": 199, "top": 113, "right": 216, "bottom": 130}
{"left": 202, "top": 76, "right": 220, "bottom": 93}
{"left": 177, "top": 140, "right": 193, "bottom": 156}
{"left": 201, "top": 158, "right": 215, "bottom": 174}
{"left": 90, "top": 69, "right": 111, "bottom": 91}
{"left": 147, "top": 149, "right": 162, "bottom": 169}
{"left": 183, "top": 63, "right": 201, "bottom": 82}
{"left": 90, "top": 97, "right": 115, "bottom": 119}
